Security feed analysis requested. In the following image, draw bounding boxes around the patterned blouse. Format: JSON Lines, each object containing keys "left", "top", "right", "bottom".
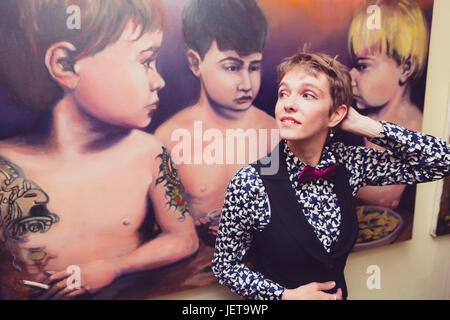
{"left": 212, "top": 121, "right": 450, "bottom": 300}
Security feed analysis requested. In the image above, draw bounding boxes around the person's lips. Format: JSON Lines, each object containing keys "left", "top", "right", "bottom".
{"left": 280, "top": 116, "right": 301, "bottom": 126}
{"left": 235, "top": 96, "right": 253, "bottom": 104}
{"left": 146, "top": 100, "right": 159, "bottom": 110}
{"left": 145, "top": 101, "right": 159, "bottom": 116}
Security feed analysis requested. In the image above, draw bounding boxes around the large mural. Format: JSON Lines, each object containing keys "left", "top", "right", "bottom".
{"left": 0, "top": 0, "right": 434, "bottom": 299}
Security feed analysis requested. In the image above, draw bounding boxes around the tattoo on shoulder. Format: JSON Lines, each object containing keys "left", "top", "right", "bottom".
{"left": 0, "top": 156, "right": 59, "bottom": 242}
{"left": 155, "top": 146, "right": 188, "bottom": 222}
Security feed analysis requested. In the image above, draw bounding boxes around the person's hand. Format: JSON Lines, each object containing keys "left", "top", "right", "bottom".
{"left": 38, "top": 259, "right": 119, "bottom": 299}
{"left": 281, "top": 281, "right": 343, "bottom": 300}
{"left": 339, "top": 106, "right": 364, "bottom": 134}
{"left": 339, "top": 107, "right": 383, "bottom": 138}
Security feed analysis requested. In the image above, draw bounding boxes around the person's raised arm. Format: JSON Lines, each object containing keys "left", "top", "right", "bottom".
{"left": 338, "top": 107, "right": 450, "bottom": 193}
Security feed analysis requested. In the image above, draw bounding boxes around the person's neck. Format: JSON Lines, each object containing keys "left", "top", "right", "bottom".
{"left": 48, "top": 95, "right": 131, "bottom": 157}
{"left": 197, "top": 86, "right": 251, "bottom": 129}
{"left": 368, "top": 87, "right": 415, "bottom": 121}
{"left": 286, "top": 132, "right": 328, "bottom": 168}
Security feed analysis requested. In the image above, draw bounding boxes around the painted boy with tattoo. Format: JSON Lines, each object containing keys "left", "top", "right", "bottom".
{"left": 0, "top": 0, "right": 198, "bottom": 299}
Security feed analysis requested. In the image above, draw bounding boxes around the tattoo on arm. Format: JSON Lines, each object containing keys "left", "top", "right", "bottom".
{"left": 155, "top": 146, "right": 189, "bottom": 222}
{"left": 0, "top": 156, "right": 59, "bottom": 242}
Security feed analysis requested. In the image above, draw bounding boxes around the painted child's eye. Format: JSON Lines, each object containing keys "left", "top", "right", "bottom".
{"left": 223, "top": 64, "right": 240, "bottom": 72}
{"left": 249, "top": 64, "right": 261, "bottom": 72}
{"left": 356, "top": 64, "right": 368, "bottom": 71}
{"left": 142, "top": 58, "right": 155, "bottom": 70}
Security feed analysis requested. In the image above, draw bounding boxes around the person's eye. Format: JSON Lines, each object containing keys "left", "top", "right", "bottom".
{"left": 278, "top": 90, "right": 288, "bottom": 98}
{"left": 223, "top": 64, "right": 240, "bottom": 72}
{"left": 302, "top": 92, "right": 317, "bottom": 100}
{"left": 142, "top": 58, "right": 155, "bottom": 70}
{"left": 356, "top": 63, "right": 368, "bottom": 72}
{"left": 250, "top": 64, "right": 261, "bottom": 72}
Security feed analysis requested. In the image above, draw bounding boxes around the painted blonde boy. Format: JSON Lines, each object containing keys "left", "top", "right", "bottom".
{"left": 348, "top": 0, "right": 429, "bottom": 208}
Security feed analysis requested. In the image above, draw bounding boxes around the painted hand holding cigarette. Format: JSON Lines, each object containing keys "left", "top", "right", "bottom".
{"left": 25, "top": 260, "right": 119, "bottom": 299}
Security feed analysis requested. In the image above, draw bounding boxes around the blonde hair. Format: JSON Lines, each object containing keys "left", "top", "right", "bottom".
{"left": 348, "top": 0, "right": 428, "bottom": 81}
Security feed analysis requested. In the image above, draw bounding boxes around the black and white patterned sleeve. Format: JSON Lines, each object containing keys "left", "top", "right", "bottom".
{"left": 335, "top": 121, "right": 450, "bottom": 195}
{"left": 212, "top": 166, "right": 285, "bottom": 300}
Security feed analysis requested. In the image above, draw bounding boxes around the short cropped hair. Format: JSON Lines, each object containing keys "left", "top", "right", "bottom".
{"left": 277, "top": 51, "right": 353, "bottom": 115}
{"left": 0, "top": 0, "right": 165, "bottom": 113}
{"left": 182, "top": 0, "right": 268, "bottom": 59}
{"left": 348, "top": 0, "right": 428, "bottom": 82}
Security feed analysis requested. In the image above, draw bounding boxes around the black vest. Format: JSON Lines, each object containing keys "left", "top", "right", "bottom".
{"left": 249, "top": 141, "right": 358, "bottom": 299}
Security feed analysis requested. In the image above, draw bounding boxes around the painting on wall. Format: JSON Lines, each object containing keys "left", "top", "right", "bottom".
{"left": 431, "top": 86, "right": 450, "bottom": 237}
{"left": 0, "top": 0, "right": 434, "bottom": 300}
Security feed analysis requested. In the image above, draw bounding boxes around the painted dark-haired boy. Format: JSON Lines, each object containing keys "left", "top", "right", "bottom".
{"left": 155, "top": 0, "right": 278, "bottom": 285}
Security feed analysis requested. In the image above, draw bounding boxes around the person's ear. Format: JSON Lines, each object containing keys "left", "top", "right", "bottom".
{"left": 45, "top": 42, "right": 80, "bottom": 89}
{"left": 329, "top": 104, "right": 348, "bottom": 128}
{"left": 186, "top": 49, "right": 202, "bottom": 77}
{"left": 399, "top": 55, "right": 416, "bottom": 86}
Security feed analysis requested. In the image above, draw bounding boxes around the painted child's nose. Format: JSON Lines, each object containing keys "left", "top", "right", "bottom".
{"left": 150, "top": 71, "right": 165, "bottom": 92}
{"left": 349, "top": 68, "right": 358, "bottom": 84}
{"left": 237, "top": 72, "right": 252, "bottom": 92}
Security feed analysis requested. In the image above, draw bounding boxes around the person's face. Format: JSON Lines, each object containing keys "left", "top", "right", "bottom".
{"left": 198, "top": 40, "right": 262, "bottom": 113}
{"left": 350, "top": 51, "right": 403, "bottom": 110}
{"left": 74, "top": 22, "right": 165, "bottom": 128}
{"left": 275, "top": 66, "right": 334, "bottom": 142}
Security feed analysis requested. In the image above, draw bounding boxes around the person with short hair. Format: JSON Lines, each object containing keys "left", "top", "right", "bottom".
{"left": 0, "top": 0, "right": 198, "bottom": 299}
{"left": 348, "top": 0, "right": 429, "bottom": 208}
{"left": 212, "top": 51, "right": 450, "bottom": 300}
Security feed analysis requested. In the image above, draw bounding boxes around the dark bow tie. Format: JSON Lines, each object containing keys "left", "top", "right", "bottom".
{"left": 298, "top": 163, "right": 340, "bottom": 184}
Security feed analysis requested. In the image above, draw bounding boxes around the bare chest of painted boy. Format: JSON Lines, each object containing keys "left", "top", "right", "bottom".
{"left": 0, "top": 141, "right": 153, "bottom": 281}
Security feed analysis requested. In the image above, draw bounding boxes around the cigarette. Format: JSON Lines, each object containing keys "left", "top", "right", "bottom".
{"left": 20, "top": 280, "right": 50, "bottom": 290}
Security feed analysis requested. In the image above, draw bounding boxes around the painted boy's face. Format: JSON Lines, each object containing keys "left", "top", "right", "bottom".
{"left": 275, "top": 66, "right": 333, "bottom": 142}
{"left": 350, "top": 51, "right": 403, "bottom": 110}
{"left": 198, "top": 40, "right": 262, "bottom": 118}
{"left": 74, "top": 22, "right": 165, "bottom": 128}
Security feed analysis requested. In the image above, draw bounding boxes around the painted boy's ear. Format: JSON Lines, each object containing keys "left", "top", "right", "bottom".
{"left": 399, "top": 55, "right": 417, "bottom": 85}
{"left": 45, "top": 42, "right": 80, "bottom": 89}
{"left": 186, "top": 49, "right": 202, "bottom": 77}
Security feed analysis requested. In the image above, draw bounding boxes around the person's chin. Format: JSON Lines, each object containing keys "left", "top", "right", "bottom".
{"left": 230, "top": 101, "right": 253, "bottom": 111}
{"left": 280, "top": 129, "right": 303, "bottom": 141}
{"left": 140, "top": 116, "right": 153, "bottom": 128}
{"left": 128, "top": 114, "right": 152, "bottom": 129}
{"left": 354, "top": 98, "right": 381, "bottom": 110}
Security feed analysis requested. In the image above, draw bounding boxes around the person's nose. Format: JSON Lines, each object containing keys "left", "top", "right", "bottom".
{"left": 150, "top": 69, "right": 166, "bottom": 92}
{"left": 349, "top": 68, "right": 358, "bottom": 88}
{"left": 237, "top": 71, "right": 252, "bottom": 94}
{"left": 283, "top": 96, "right": 298, "bottom": 113}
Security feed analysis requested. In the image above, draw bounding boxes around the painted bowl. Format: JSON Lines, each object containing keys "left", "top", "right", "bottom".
{"left": 352, "top": 205, "right": 404, "bottom": 252}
